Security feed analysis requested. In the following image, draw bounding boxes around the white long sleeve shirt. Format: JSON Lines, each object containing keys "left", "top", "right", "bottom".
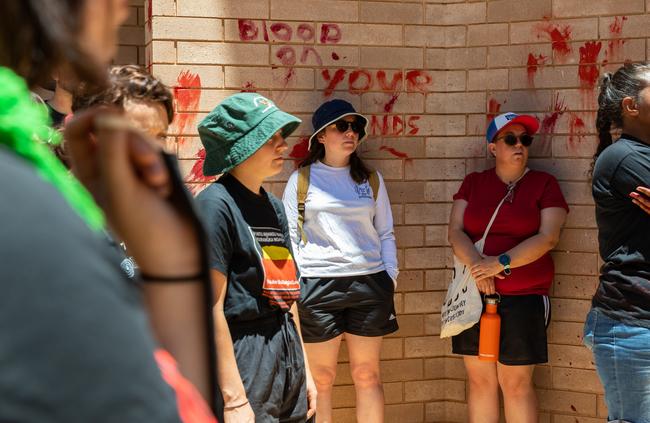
{"left": 282, "top": 161, "right": 399, "bottom": 283}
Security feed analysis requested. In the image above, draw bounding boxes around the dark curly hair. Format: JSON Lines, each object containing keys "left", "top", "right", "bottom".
{"left": 72, "top": 65, "right": 174, "bottom": 122}
{"left": 0, "top": 0, "right": 108, "bottom": 88}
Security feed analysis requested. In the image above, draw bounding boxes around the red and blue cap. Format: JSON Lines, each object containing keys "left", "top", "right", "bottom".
{"left": 486, "top": 112, "right": 540, "bottom": 143}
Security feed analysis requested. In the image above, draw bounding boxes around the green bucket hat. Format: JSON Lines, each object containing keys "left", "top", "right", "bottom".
{"left": 198, "top": 93, "right": 301, "bottom": 176}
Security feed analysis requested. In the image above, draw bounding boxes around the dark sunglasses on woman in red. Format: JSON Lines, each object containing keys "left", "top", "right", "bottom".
{"left": 495, "top": 133, "right": 534, "bottom": 147}
{"left": 331, "top": 119, "right": 364, "bottom": 134}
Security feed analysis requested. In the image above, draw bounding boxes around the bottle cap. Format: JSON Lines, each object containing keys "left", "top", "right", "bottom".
{"left": 485, "top": 295, "right": 500, "bottom": 305}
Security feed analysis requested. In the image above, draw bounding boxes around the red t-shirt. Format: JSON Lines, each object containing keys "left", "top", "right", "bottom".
{"left": 453, "top": 168, "right": 569, "bottom": 295}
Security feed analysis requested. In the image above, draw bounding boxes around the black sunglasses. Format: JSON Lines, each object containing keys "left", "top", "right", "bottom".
{"left": 332, "top": 119, "right": 364, "bottom": 134}
{"left": 495, "top": 133, "right": 534, "bottom": 147}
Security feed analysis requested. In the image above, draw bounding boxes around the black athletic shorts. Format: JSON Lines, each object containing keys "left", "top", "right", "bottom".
{"left": 452, "top": 294, "right": 551, "bottom": 365}
{"left": 298, "top": 270, "right": 399, "bottom": 343}
{"left": 229, "top": 313, "right": 307, "bottom": 422}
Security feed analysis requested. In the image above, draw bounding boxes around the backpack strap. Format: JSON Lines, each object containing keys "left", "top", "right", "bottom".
{"left": 297, "top": 166, "right": 310, "bottom": 244}
{"left": 368, "top": 170, "right": 380, "bottom": 202}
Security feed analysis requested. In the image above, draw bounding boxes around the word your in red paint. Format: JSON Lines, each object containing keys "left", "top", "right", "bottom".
{"left": 321, "top": 69, "right": 432, "bottom": 97}
{"left": 238, "top": 20, "right": 341, "bottom": 44}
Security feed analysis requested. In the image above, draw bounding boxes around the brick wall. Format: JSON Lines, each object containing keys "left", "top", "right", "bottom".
{"left": 116, "top": 0, "right": 147, "bottom": 65}
{"left": 145, "top": 1, "right": 650, "bottom": 421}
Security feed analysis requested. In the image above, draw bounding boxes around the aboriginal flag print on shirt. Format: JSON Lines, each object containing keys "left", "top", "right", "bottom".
{"left": 250, "top": 227, "right": 300, "bottom": 310}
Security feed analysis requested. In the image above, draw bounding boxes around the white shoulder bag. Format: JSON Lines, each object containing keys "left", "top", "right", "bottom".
{"left": 440, "top": 169, "right": 528, "bottom": 338}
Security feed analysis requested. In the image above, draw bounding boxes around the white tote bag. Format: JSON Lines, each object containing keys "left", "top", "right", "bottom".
{"left": 440, "top": 169, "right": 528, "bottom": 338}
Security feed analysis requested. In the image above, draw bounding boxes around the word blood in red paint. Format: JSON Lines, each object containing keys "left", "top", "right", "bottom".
{"left": 486, "top": 98, "right": 502, "bottom": 124}
{"left": 187, "top": 149, "right": 215, "bottom": 196}
{"left": 238, "top": 20, "right": 341, "bottom": 44}
{"left": 535, "top": 21, "right": 572, "bottom": 62}
{"left": 173, "top": 70, "right": 202, "bottom": 144}
{"left": 320, "top": 69, "right": 432, "bottom": 97}
{"left": 526, "top": 53, "right": 549, "bottom": 87}
{"left": 578, "top": 41, "right": 602, "bottom": 90}
{"left": 380, "top": 146, "right": 410, "bottom": 160}
{"left": 606, "top": 16, "right": 628, "bottom": 63}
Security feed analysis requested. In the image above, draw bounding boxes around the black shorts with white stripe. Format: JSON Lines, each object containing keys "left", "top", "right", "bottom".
{"left": 451, "top": 294, "right": 551, "bottom": 365}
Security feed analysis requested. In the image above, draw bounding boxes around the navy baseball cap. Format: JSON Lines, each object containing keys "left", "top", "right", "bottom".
{"left": 308, "top": 99, "right": 368, "bottom": 148}
{"left": 486, "top": 112, "right": 540, "bottom": 143}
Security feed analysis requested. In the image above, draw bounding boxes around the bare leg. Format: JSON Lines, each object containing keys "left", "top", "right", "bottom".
{"left": 304, "top": 335, "right": 343, "bottom": 423}
{"left": 346, "top": 333, "right": 384, "bottom": 423}
{"left": 497, "top": 363, "right": 537, "bottom": 423}
{"left": 464, "top": 356, "right": 500, "bottom": 423}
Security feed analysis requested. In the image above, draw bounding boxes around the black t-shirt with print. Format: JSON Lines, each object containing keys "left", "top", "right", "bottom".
{"left": 197, "top": 174, "right": 300, "bottom": 324}
{"left": 592, "top": 134, "right": 650, "bottom": 327}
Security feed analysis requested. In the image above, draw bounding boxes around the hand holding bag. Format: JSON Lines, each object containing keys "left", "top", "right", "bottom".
{"left": 440, "top": 169, "right": 528, "bottom": 338}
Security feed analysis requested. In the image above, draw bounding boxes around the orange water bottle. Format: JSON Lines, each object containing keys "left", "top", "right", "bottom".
{"left": 478, "top": 296, "right": 501, "bottom": 362}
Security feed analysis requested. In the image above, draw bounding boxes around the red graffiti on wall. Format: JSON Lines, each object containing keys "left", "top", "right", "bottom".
{"left": 486, "top": 98, "right": 502, "bottom": 124}
{"left": 578, "top": 41, "right": 602, "bottom": 90}
{"left": 241, "top": 81, "right": 257, "bottom": 92}
{"left": 535, "top": 22, "right": 572, "bottom": 61}
{"left": 186, "top": 149, "right": 215, "bottom": 196}
{"left": 380, "top": 146, "right": 410, "bottom": 160}
{"left": 320, "top": 69, "right": 432, "bottom": 97}
{"left": 384, "top": 94, "right": 400, "bottom": 113}
{"left": 320, "top": 24, "right": 342, "bottom": 44}
{"left": 289, "top": 137, "right": 310, "bottom": 163}
{"left": 368, "top": 115, "right": 420, "bottom": 137}
{"left": 537, "top": 94, "right": 567, "bottom": 155}
{"left": 568, "top": 112, "right": 586, "bottom": 147}
{"left": 606, "top": 16, "right": 628, "bottom": 63}
{"left": 174, "top": 70, "right": 202, "bottom": 143}
{"left": 332, "top": 52, "right": 340, "bottom": 61}
{"left": 526, "top": 53, "right": 549, "bottom": 87}
{"left": 146, "top": 0, "right": 152, "bottom": 31}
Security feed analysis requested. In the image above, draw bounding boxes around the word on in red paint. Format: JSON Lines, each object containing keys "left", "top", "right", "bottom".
{"left": 238, "top": 20, "right": 341, "bottom": 44}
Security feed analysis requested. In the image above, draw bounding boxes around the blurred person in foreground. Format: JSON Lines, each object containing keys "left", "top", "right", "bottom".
{"left": 0, "top": 1, "right": 216, "bottom": 421}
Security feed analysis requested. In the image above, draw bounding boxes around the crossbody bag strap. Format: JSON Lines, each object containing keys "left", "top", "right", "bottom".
{"left": 296, "top": 166, "right": 311, "bottom": 244}
{"left": 476, "top": 168, "right": 529, "bottom": 253}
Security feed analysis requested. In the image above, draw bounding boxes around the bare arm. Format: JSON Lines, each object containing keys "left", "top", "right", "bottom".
{"left": 211, "top": 269, "right": 255, "bottom": 422}
{"left": 470, "top": 207, "right": 567, "bottom": 280}
{"left": 447, "top": 199, "right": 483, "bottom": 267}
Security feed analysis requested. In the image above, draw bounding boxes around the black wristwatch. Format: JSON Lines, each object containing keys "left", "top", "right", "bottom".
{"left": 498, "top": 254, "right": 511, "bottom": 276}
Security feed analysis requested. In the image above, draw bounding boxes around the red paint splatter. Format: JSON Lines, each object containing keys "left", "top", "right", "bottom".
{"left": 578, "top": 41, "right": 602, "bottom": 90}
{"left": 384, "top": 94, "right": 400, "bottom": 113}
{"left": 349, "top": 70, "right": 372, "bottom": 94}
{"left": 568, "top": 112, "right": 586, "bottom": 146}
{"left": 606, "top": 16, "right": 628, "bottom": 63}
{"left": 486, "top": 98, "right": 502, "bottom": 124}
{"left": 331, "top": 52, "right": 340, "bottom": 61}
{"left": 377, "top": 71, "right": 403, "bottom": 92}
{"left": 238, "top": 19, "right": 258, "bottom": 41}
{"left": 380, "top": 146, "right": 410, "bottom": 160}
{"left": 187, "top": 149, "right": 214, "bottom": 196}
{"left": 174, "top": 70, "right": 202, "bottom": 141}
{"left": 526, "top": 53, "right": 549, "bottom": 87}
{"left": 241, "top": 81, "right": 257, "bottom": 92}
{"left": 538, "top": 95, "right": 567, "bottom": 156}
{"left": 289, "top": 137, "right": 310, "bottom": 166}
{"left": 276, "top": 46, "right": 297, "bottom": 66}
{"left": 405, "top": 71, "right": 432, "bottom": 92}
{"left": 535, "top": 22, "right": 572, "bottom": 61}
{"left": 320, "top": 24, "right": 342, "bottom": 44}
{"left": 321, "top": 69, "right": 347, "bottom": 97}
{"left": 146, "top": 0, "right": 152, "bottom": 31}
